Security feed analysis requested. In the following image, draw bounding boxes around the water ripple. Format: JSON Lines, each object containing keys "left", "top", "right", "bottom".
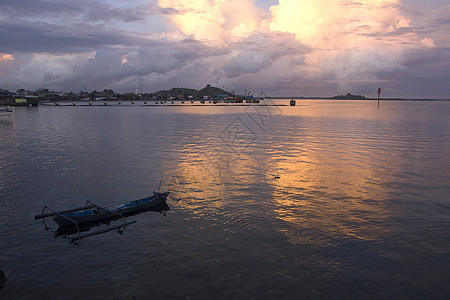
{"left": 1, "top": 101, "right": 449, "bottom": 298}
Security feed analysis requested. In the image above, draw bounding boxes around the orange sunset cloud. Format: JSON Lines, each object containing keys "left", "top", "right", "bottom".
{"left": 0, "top": 53, "right": 15, "bottom": 61}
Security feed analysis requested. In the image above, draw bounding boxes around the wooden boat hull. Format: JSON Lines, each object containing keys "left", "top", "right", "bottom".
{"left": 53, "top": 192, "right": 169, "bottom": 227}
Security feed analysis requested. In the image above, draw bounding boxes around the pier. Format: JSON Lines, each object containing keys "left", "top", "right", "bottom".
{"left": 39, "top": 99, "right": 272, "bottom": 106}
{"left": 0, "top": 98, "right": 38, "bottom": 107}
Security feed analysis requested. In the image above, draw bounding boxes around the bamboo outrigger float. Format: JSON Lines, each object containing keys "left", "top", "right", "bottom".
{"left": 35, "top": 190, "right": 169, "bottom": 243}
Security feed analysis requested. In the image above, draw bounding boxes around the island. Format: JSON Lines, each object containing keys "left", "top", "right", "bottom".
{"left": 332, "top": 93, "right": 366, "bottom": 100}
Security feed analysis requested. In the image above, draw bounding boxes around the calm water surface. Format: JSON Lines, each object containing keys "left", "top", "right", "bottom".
{"left": 1, "top": 100, "right": 449, "bottom": 299}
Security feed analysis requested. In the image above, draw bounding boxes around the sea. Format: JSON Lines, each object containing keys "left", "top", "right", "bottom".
{"left": 1, "top": 99, "right": 449, "bottom": 299}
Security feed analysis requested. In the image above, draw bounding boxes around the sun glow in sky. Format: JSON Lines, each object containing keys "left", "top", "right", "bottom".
{"left": 270, "top": 0, "right": 414, "bottom": 48}
{"left": 0, "top": 0, "right": 448, "bottom": 98}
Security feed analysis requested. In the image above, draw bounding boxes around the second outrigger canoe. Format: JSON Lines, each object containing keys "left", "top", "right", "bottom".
{"left": 36, "top": 191, "right": 169, "bottom": 227}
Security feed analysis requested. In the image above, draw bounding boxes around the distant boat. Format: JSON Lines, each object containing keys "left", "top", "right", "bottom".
{"left": 257, "top": 90, "right": 265, "bottom": 100}
{"left": 0, "top": 106, "right": 13, "bottom": 115}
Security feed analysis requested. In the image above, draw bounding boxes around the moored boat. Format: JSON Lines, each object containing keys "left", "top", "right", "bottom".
{"left": 0, "top": 106, "right": 13, "bottom": 113}
{"left": 0, "top": 106, "right": 13, "bottom": 116}
{"left": 36, "top": 191, "right": 169, "bottom": 227}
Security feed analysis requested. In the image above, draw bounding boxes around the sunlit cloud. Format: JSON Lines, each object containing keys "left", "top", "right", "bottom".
{"left": 0, "top": 0, "right": 448, "bottom": 98}
{"left": 269, "top": 0, "right": 414, "bottom": 48}
{"left": 156, "top": 0, "right": 437, "bottom": 95}
{"left": 281, "top": 1, "right": 415, "bottom": 45}
{"left": 420, "top": 37, "right": 435, "bottom": 48}
{"left": 0, "top": 54, "right": 15, "bottom": 78}
{"left": 0, "top": 53, "right": 15, "bottom": 61}
{"left": 264, "top": 0, "right": 437, "bottom": 93}
{"left": 157, "top": 0, "right": 262, "bottom": 46}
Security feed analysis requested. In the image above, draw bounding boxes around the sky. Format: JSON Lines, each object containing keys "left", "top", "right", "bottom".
{"left": 0, "top": 0, "right": 449, "bottom": 98}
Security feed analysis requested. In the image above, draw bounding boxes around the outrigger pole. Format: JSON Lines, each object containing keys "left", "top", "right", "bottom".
{"left": 158, "top": 179, "right": 162, "bottom": 193}
{"left": 34, "top": 204, "right": 96, "bottom": 219}
{"left": 70, "top": 220, "right": 137, "bottom": 243}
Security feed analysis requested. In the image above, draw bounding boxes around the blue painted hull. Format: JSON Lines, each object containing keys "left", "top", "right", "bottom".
{"left": 53, "top": 192, "right": 169, "bottom": 227}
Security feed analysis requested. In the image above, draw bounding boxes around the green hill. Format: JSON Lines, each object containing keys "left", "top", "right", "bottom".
{"left": 154, "top": 84, "right": 230, "bottom": 98}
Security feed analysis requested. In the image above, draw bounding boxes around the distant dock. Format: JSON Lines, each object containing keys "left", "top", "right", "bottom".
{"left": 0, "top": 98, "right": 39, "bottom": 107}
{"left": 39, "top": 99, "right": 289, "bottom": 106}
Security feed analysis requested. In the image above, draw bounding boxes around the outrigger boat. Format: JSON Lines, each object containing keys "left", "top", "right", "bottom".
{"left": 35, "top": 191, "right": 169, "bottom": 243}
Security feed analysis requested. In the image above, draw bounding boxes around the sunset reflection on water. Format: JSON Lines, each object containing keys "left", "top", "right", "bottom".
{"left": 160, "top": 100, "right": 409, "bottom": 247}
{"left": 159, "top": 99, "right": 450, "bottom": 252}
{"left": 2, "top": 100, "right": 449, "bottom": 298}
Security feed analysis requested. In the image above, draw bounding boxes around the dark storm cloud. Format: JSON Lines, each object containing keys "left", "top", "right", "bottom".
{"left": 388, "top": 47, "right": 450, "bottom": 98}
{"left": 223, "top": 32, "right": 309, "bottom": 78}
{"left": 0, "top": 0, "right": 153, "bottom": 23}
{"left": 0, "top": 20, "right": 137, "bottom": 53}
{"left": 0, "top": 0, "right": 233, "bottom": 93}
{"left": 53, "top": 38, "right": 231, "bottom": 90}
{"left": 0, "top": 0, "right": 162, "bottom": 55}
{"left": 402, "top": 46, "right": 450, "bottom": 80}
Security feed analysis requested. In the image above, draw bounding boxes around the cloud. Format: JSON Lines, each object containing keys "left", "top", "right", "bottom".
{"left": 218, "top": 31, "right": 311, "bottom": 94}
{"left": 154, "top": 0, "right": 439, "bottom": 96}
{"left": 157, "top": 0, "right": 262, "bottom": 46}
{"left": 267, "top": 0, "right": 415, "bottom": 49}
{"left": 264, "top": 0, "right": 441, "bottom": 95}
{"left": 420, "top": 38, "right": 435, "bottom": 48}
{"left": 0, "top": 54, "right": 14, "bottom": 61}
{"left": 0, "top": 53, "right": 16, "bottom": 79}
{"left": 0, "top": 0, "right": 154, "bottom": 24}
{"left": 1, "top": 35, "right": 232, "bottom": 92}
{"left": 0, "top": 0, "right": 448, "bottom": 98}
{"left": 223, "top": 50, "right": 270, "bottom": 78}
{"left": 0, "top": 20, "right": 140, "bottom": 54}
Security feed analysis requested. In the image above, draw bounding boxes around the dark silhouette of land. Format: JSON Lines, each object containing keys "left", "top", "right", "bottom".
{"left": 1, "top": 85, "right": 449, "bottom": 103}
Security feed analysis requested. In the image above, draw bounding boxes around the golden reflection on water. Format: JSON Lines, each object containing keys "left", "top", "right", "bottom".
{"left": 159, "top": 100, "right": 440, "bottom": 247}
{"left": 265, "top": 114, "right": 400, "bottom": 245}
{"left": 268, "top": 149, "right": 392, "bottom": 245}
